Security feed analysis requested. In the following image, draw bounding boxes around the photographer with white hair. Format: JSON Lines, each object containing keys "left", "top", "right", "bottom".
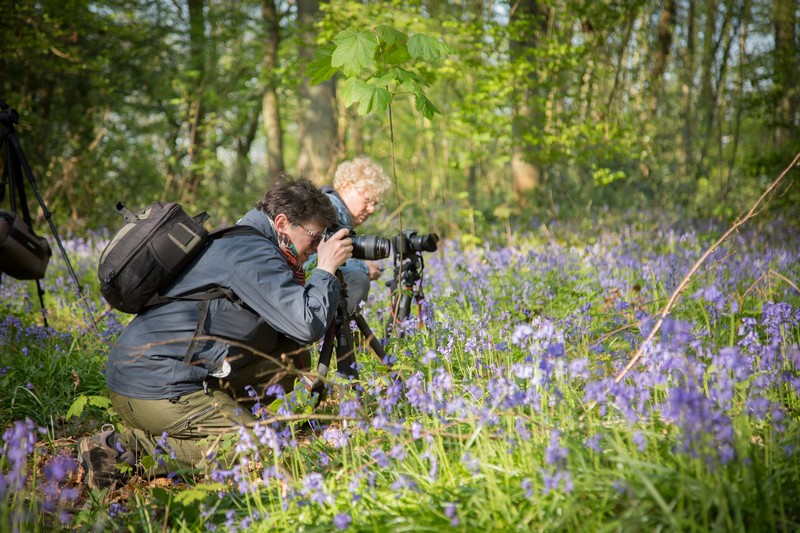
{"left": 312, "top": 156, "right": 391, "bottom": 313}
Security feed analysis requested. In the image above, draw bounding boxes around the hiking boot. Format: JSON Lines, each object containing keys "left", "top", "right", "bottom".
{"left": 78, "top": 424, "right": 136, "bottom": 490}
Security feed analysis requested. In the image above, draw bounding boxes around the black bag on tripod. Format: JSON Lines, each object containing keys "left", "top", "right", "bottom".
{"left": 1, "top": 100, "right": 100, "bottom": 331}
{"left": 0, "top": 208, "right": 51, "bottom": 280}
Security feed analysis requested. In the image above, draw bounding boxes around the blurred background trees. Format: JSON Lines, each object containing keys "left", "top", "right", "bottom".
{"left": 1, "top": 0, "right": 797, "bottom": 235}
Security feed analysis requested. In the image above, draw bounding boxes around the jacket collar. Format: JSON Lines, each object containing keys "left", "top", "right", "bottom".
{"left": 237, "top": 208, "right": 279, "bottom": 244}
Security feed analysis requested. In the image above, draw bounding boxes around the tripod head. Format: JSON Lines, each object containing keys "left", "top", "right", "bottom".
{"left": 386, "top": 229, "right": 438, "bottom": 291}
{"left": 0, "top": 102, "right": 20, "bottom": 143}
{"left": 385, "top": 229, "right": 439, "bottom": 337}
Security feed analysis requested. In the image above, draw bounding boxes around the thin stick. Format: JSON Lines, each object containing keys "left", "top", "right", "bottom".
{"left": 770, "top": 269, "right": 800, "bottom": 295}
{"left": 613, "top": 151, "right": 800, "bottom": 384}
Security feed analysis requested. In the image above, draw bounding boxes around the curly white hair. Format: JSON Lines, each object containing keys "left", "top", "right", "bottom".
{"left": 332, "top": 156, "right": 391, "bottom": 197}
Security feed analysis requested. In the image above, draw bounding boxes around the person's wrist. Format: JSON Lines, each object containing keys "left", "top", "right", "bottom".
{"left": 316, "top": 261, "right": 338, "bottom": 274}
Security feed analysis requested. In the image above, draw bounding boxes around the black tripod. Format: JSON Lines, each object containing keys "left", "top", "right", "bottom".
{"left": 0, "top": 101, "right": 99, "bottom": 333}
{"left": 310, "top": 269, "right": 392, "bottom": 401}
{"left": 384, "top": 250, "right": 428, "bottom": 338}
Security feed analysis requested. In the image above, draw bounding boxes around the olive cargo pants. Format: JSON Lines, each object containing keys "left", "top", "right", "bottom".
{"left": 111, "top": 347, "right": 310, "bottom": 473}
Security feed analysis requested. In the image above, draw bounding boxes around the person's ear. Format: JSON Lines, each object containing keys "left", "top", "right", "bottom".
{"left": 273, "top": 213, "right": 289, "bottom": 231}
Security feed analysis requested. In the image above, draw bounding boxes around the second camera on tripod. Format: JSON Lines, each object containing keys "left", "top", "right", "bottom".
{"left": 391, "top": 229, "right": 439, "bottom": 257}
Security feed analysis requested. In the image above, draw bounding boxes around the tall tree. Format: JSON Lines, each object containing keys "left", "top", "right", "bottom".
{"left": 296, "top": 0, "right": 339, "bottom": 183}
{"left": 680, "top": 0, "right": 697, "bottom": 176}
{"left": 772, "top": 0, "right": 798, "bottom": 150}
{"left": 649, "top": 0, "right": 677, "bottom": 116}
{"left": 184, "top": 0, "right": 208, "bottom": 200}
{"left": 262, "top": 0, "right": 285, "bottom": 177}
{"left": 508, "top": 0, "right": 548, "bottom": 196}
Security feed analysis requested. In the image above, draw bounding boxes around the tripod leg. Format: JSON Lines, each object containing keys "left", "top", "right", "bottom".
{"left": 353, "top": 313, "right": 391, "bottom": 368}
{"left": 311, "top": 323, "right": 337, "bottom": 402}
{"left": 35, "top": 279, "right": 48, "bottom": 328}
{"left": 385, "top": 290, "right": 414, "bottom": 338}
{"left": 335, "top": 318, "right": 358, "bottom": 380}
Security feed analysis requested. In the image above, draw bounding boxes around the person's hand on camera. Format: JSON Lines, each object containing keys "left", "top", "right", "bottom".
{"left": 316, "top": 228, "right": 353, "bottom": 274}
{"left": 366, "top": 261, "right": 382, "bottom": 281}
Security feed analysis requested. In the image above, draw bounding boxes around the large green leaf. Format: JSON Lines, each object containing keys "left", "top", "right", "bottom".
{"left": 306, "top": 45, "right": 338, "bottom": 86}
{"left": 331, "top": 28, "right": 378, "bottom": 77}
{"left": 392, "top": 67, "right": 423, "bottom": 86}
{"left": 65, "top": 394, "right": 112, "bottom": 420}
{"left": 407, "top": 34, "right": 450, "bottom": 63}
{"left": 174, "top": 484, "right": 227, "bottom": 506}
{"left": 414, "top": 89, "right": 441, "bottom": 120}
{"left": 375, "top": 25, "right": 407, "bottom": 47}
{"left": 384, "top": 45, "right": 412, "bottom": 65}
{"left": 65, "top": 395, "right": 87, "bottom": 420}
{"left": 341, "top": 78, "right": 392, "bottom": 116}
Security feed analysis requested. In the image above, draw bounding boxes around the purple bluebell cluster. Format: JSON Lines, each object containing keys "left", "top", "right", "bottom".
{"left": 1, "top": 217, "right": 798, "bottom": 528}
{"left": 0, "top": 419, "right": 79, "bottom": 525}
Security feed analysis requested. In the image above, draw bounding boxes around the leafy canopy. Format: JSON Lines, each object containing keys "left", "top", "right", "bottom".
{"left": 307, "top": 25, "right": 451, "bottom": 120}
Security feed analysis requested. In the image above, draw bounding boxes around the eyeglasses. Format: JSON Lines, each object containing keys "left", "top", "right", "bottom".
{"left": 297, "top": 223, "right": 322, "bottom": 246}
{"left": 356, "top": 188, "right": 381, "bottom": 209}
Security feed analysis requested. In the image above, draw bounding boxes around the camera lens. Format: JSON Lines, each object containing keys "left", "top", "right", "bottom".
{"left": 409, "top": 233, "right": 439, "bottom": 253}
{"left": 352, "top": 235, "right": 391, "bottom": 260}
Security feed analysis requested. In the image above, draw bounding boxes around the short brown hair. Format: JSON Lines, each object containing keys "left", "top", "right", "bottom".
{"left": 256, "top": 174, "right": 337, "bottom": 228}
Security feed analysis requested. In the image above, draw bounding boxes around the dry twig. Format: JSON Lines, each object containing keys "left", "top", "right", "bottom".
{"left": 613, "top": 151, "right": 800, "bottom": 384}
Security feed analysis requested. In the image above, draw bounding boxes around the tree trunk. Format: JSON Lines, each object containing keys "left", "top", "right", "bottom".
{"left": 509, "top": 0, "right": 547, "bottom": 196}
{"left": 773, "top": 0, "right": 798, "bottom": 149}
{"left": 184, "top": 0, "right": 206, "bottom": 200}
{"left": 234, "top": 107, "right": 261, "bottom": 183}
{"left": 720, "top": 2, "right": 751, "bottom": 205}
{"left": 262, "top": 0, "right": 284, "bottom": 178}
{"left": 680, "top": 0, "right": 696, "bottom": 177}
{"left": 649, "top": 0, "right": 676, "bottom": 115}
{"left": 695, "top": 0, "right": 736, "bottom": 181}
{"left": 296, "top": 0, "right": 339, "bottom": 184}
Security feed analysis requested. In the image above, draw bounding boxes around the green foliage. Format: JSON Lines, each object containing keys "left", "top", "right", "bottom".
{"left": 2, "top": 0, "right": 795, "bottom": 229}
{"left": 331, "top": 29, "right": 378, "bottom": 76}
{"left": 307, "top": 24, "right": 450, "bottom": 120}
{"left": 66, "top": 395, "right": 112, "bottom": 421}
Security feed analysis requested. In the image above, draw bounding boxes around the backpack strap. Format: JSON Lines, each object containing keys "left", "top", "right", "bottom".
{"left": 208, "top": 224, "right": 263, "bottom": 240}
{"left": 182, "top": 287, "right": 236, "bottom": 364}
{"left": 115, "top": 201, "right": 210, "bottom": 226}
{"left": 180, "top": 225, "right": 267, "bottom": 365}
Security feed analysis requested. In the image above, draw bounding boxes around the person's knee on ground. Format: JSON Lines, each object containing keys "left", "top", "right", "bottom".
{"left": 109, "top": 389, "right": 260, "bottom": 477}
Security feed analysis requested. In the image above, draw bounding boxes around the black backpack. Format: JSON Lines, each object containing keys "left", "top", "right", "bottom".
{"left": 98, "top": 201, "right": 259, "bottom": 314}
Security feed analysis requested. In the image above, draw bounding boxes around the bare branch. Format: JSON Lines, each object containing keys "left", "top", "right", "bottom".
{"left": 613, "top": 151, "right": 800, "bottom": 384}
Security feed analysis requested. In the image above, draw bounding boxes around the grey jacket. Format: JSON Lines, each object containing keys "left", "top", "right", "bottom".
{"left": 105, "top": 208, "right": 340, "bottom": 400}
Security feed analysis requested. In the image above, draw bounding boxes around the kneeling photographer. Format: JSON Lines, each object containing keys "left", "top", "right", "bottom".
{"left": 79, "top": 177, "right": 353, "bottom": 490}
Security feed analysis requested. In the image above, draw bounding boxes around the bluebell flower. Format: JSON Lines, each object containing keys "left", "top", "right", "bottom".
{"left": 301, "top": 472, "right": 331, "bottom": 506}
{"left": 388, "top": 444, "right": 407, "bottom": 461}
{"left": 632, "top": 431, "right": 646, "bottom": 452}
{"left": 333, "top": 513, "right": 352, "bottom": 530}
{"left": 522, "top": 477, "right": 534, "bottom": 498}
{"left": 541, "top": 470, "right": 574, "bottom": 495}
{"left": 585, "top": 434, "right": 602, "bottom": 453}
{"left": 443, "top": 502, "right": 459, "bottom": 526}
{"left": 462, "top": 452, "right": 480, "bottom": 474}
{"left": 544, "top": 430, "right": 568, "bottom": 467}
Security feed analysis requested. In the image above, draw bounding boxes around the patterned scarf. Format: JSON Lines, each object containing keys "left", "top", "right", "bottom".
{"left": 275, "top": 228, "right": 306, "bottom": 286}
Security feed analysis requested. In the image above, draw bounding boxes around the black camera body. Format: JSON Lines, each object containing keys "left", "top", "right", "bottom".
{"left": 324, "top": 224, "right": 390, "bottom": 260}
{"left": 391, "top": 229, "right": 439, "bottom": 258}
